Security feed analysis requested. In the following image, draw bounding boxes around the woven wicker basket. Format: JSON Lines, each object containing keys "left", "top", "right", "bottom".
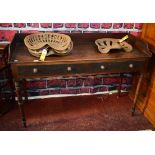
{"left": 24, "top": 32, "right": 73, "bottom": 57}
{"left": 95, "top": 38, "right": 133, "bottom": 53}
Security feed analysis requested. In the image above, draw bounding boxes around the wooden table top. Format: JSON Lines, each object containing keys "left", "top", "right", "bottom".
{"left": 9, "top": 33, "right": 152, "bottom": 64}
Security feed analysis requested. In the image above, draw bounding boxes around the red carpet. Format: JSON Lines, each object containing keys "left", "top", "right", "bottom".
{"left": 0, "top": 94, "right": 154, "bottom": 131}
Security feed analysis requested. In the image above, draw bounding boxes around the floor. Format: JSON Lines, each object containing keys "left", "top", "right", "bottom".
{"left": 0, "top": 94, "right": 154, "bottom": 131}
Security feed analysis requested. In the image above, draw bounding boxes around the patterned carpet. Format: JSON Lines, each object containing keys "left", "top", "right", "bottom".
{"left": 0, "top": 94, "right": 154, "bottom": 131}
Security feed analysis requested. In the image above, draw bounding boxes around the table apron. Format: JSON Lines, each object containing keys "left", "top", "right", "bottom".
{"left": 12, "top": 60, "right": 147, "bottom": 79}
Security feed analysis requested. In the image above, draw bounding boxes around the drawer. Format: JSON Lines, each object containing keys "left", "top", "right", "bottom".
{"left": 18, "top": 60, "right": 145, "bottom": 77}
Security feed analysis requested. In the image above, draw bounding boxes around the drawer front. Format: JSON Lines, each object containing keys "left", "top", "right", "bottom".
{"left": 18, "top": 61, "right": 145, "bottom": 77}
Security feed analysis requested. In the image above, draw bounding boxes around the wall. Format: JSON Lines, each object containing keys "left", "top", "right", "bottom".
{"left": 0, "top": 23, "right": 142, "bottom": 98}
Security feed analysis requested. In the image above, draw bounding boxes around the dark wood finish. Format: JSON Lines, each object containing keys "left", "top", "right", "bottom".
{"left": 14, "top": 81, "right": 26, "bottom": 127}
{"left": 21, "top": 79, "right": 28, "bottom": 103}
{"left": 130, "top": 24, "right": 155, "bottom": 127}
{"left": 17, "top": 60, "right": 145, "bottom": 78}
{"left": 131, "top": 73, "right": 144, "bottom": 115}
{"left": 9, "top": 33, "right": 151, "bottom": 127}
{"left": 9, "top": 33, "right": 151, "bottom": 65}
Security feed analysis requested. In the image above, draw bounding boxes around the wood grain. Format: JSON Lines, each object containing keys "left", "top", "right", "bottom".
{"left": 130, "top": 23, "right": 155, "bottom": 127}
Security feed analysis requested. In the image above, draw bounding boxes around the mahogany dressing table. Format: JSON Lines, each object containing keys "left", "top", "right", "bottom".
{"left": 9, "top": 33, "right": 152, "bottom": 127}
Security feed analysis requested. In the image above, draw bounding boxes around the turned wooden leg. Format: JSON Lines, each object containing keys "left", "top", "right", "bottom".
{"left": 118, "top": 73, "right": 123, "bottom": 97}
{"left": 131, "top": 73, "right": 144, "bottom": 116}
{"left": 8, "top": 66, "right": 15, "bottom": 103}
{"left": 15, "top": 81, "right": 26, "bottom": 128}
{"left": 22, "top": 79, "right": 28, "bottom": 103}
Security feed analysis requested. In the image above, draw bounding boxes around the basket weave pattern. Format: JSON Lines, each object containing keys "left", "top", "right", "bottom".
{"left": 24, "top": 32, "right": 73, "bottom": 57}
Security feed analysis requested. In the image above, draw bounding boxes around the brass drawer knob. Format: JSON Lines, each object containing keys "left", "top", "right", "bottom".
{"left": 67, "top": 66, "right": 72, "bottom": 71}
{"left": 129, "top": 64, "right": 133, "bottom": 68}
{"left": 33, "top": 68, "right": 38, "bottom": 73}
{"left": 100, "top": 65, "right": 105, "bottom": 70}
